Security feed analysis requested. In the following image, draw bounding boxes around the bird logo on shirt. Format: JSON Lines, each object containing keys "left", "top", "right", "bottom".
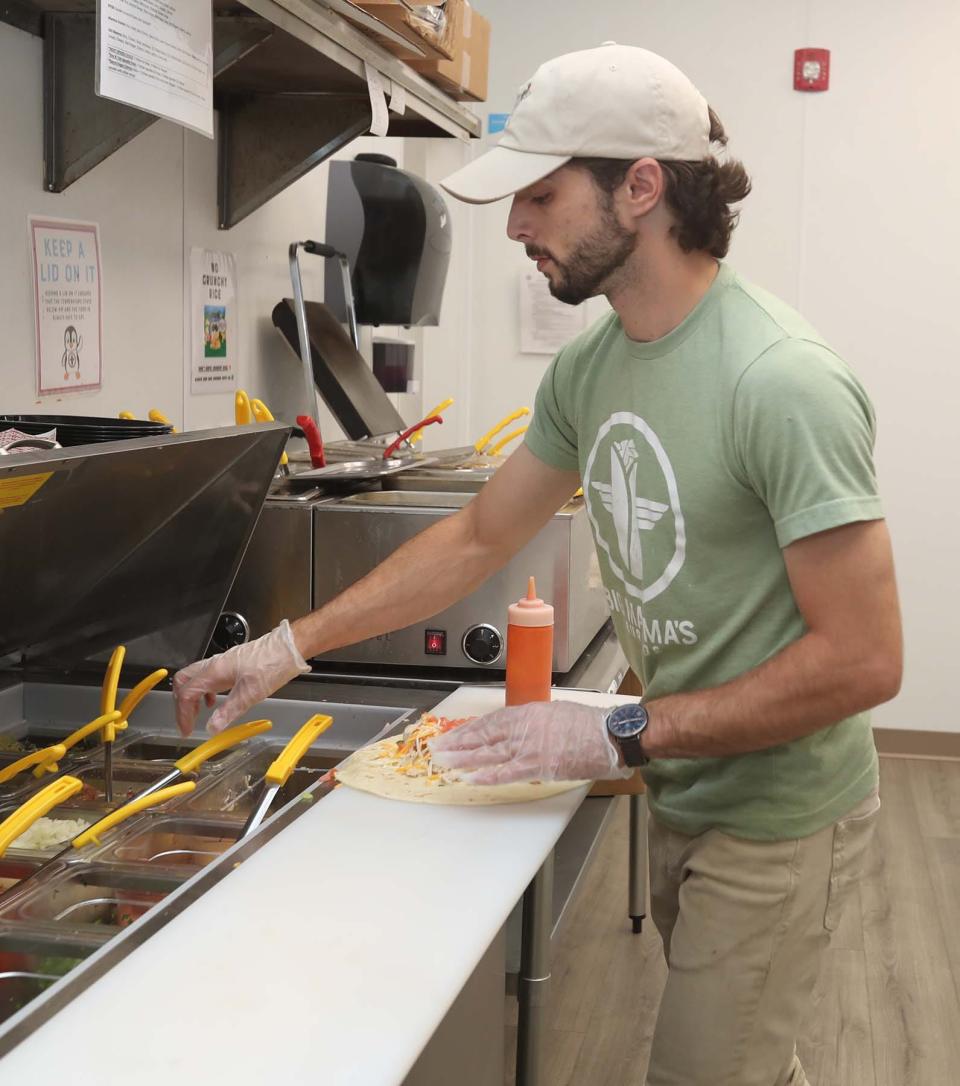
{"left": 590, "top": 440, "right": 668, "bottom": 582}
{"left": 583, "top": 412, "right": 687, "bottom": 604}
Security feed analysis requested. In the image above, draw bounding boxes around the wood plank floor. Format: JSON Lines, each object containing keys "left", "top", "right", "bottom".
{"left": 504, "top": 757, "right": 960, "bottom": 1085}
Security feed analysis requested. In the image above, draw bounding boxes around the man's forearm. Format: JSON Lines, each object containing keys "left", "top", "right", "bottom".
{"left": 291, "top": 507, "right": 508, "bottom": 660}
{"left": 643, "top": 631, "right": 900, "bottom": 759}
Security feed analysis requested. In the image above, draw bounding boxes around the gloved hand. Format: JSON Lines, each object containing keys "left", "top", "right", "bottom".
{"left": 172, "top": 620, "right": 311, "bottom": 736}
{"left": 429, "top": 700, "right": 632, "bottom": 785}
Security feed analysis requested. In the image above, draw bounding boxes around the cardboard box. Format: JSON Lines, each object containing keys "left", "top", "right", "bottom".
{"left": 409, "top": 0, "right": 490, "bottom": 101}
{"left": 588, "top": 774, "right": 646, "bottom": 798}
{"left": 354, "top": 1, "right": 457, "bottom": 62}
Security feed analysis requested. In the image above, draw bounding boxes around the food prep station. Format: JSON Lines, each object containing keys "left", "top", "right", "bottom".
{"left": 0, "top": 424, "right": 642, "bottom": 1084}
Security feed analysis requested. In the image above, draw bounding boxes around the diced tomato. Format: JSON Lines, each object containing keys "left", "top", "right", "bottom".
{"left": 437, "top": 717, "right": 470, "bottom": 733}
{"left": 0, "top": 951, "right": 29, "bottom": 974}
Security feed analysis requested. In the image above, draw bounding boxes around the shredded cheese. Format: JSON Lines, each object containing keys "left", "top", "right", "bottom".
{"left": 374, "top": 714, "right": 469, "bottom": 786}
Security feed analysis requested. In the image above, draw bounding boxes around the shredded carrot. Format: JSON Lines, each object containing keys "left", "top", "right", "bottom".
{"left": 357, "top": 714, "right": 475, "bottom": 785}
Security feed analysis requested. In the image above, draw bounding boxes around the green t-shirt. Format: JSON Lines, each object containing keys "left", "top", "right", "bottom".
{"left": 525, "top": 262, "right": 882, "bottom": 840}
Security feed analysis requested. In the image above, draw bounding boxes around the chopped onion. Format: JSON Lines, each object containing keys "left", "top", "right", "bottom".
{"left": 11, "top": 816, "right": 93, "bottom": 851}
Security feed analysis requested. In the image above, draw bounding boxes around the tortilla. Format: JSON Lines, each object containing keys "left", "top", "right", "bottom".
{"left": 333, "top": 715, "right": 587, "bottom": 806}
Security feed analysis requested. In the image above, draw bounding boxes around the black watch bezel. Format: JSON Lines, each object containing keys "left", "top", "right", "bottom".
{"left": 605, "top": 703, "right": 650, "bottom": 768}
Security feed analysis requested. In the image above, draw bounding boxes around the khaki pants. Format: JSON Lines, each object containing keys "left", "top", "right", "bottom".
{"left": 645, "top": 791, "right": 880, "bottom": 1086}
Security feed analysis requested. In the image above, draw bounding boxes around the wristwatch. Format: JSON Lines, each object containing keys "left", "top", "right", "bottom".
{"left": 604, "top": 703, "right": 650, "bottom": 767}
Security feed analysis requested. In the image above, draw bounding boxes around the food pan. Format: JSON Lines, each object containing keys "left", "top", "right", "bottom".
{"left": 0, "top": 864, "right": 183, "bottom": 934}
{"left": 0, "top": 725, "right": 164, "bottom": 808}
{"left": 0, "top": 724, "right": 129, "bottom": 759}
{"left": 0, "top": 805, "right": 106, "bottom": 863}
{"left": 57, "top": 761, "right": 190, "bottom": 808}
{"left": 0, "top": 925, "right": 103, "bottom": 1026}
{"left": 0, "top": 731, "right": 93, "bottom": 808}
{"left": 0, "top": 859, "right": 43, "bottom": 899}
{"left": 0, "top": 757, "right": 63, "bottom": 810}
{"left": 107, "top": 733, "right": 251, "bottom": 769}
{"left": 183, "top": 746, "right": 338, "bottom": 818}
{"left": 91, "top": 816, "right": 243, "bottom": 871}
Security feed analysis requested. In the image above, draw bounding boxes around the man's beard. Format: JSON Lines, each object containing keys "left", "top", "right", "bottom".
{"left": 530, "top": 202, "right": 636, "bottom": 306}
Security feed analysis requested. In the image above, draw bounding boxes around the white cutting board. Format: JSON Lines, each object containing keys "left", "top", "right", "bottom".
{"left": 428, "top": 684, "right": 641, "bottom": 720}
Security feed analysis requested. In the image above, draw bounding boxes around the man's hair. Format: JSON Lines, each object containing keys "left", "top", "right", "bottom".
{"left": 573, "top": 108, "right": 752, "bottom": 259}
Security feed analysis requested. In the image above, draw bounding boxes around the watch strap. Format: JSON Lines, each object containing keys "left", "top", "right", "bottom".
{"left": 616, "top": 730, "right": 648, "bottom": 768}
{"left": 605, "top": 703, "right": 650, "bottom": 768}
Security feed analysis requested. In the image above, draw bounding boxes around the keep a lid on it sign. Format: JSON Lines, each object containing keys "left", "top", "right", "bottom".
{"left": 30, "top": 217, "right": 103, "bottom": 396}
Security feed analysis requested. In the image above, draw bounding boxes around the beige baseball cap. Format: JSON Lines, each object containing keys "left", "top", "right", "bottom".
{"left": 441, "top": 43, "right": 711, "bottom": 205}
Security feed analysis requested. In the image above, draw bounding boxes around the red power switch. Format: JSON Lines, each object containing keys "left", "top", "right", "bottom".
{"left": 794, "top": 48, "right": 830, "bottom": 91}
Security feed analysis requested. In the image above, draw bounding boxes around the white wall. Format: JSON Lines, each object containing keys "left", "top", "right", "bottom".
{"left": 443, "top": 0, "right": 959, "bottom": 732}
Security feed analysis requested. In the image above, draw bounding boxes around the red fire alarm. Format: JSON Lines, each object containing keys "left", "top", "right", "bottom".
{"left": 794, "top": 48, "right": 830, "bottom": 91}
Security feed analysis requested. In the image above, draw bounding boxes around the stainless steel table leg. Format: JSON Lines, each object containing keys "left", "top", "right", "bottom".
{"left": 628, "top": 793, "right": 648, "bottom": 934}
{"left": 516, "top": 852, "right": 554, "bottom": 1086}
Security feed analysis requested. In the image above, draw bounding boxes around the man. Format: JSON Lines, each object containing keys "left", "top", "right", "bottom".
{"left": 175, "top": 44, "right": 902, "bottom": 1086}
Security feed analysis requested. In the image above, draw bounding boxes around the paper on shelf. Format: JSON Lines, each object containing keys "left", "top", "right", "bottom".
{"left": 364, "top": 62, "right": 390, "bottom": 136}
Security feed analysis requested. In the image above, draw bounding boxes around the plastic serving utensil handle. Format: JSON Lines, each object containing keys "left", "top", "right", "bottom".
{"left": 53, "top": 711, "right": 122, "bottom": 761}
{"left": 474, "top": 407, "right": 530, "bottom": 454}
{"left": 235, "top": 390, "right": 253, "bottom": 426}
{"left": 409, "top": 399, "right": 453, "bottom": 445}
{"left": 296, "top": 415, "right": 325, "bottom": 468}
{"left": 0, "top": 744, "right": 67, "bottom": 786}
{"left": 264, "top": 715, "right": 333, "bottom": 787}
{"left": 0, "top": 776, "right": 84, "bottom": 857}
{"left": 250, "top": 399, "right": 288, "bottom": 466}
{"left": 117, "top": 668, "right": 169, "bottom": 723}
{"left": 174, "top": 719, "right": 273, "bottom": 774}
{"left": 488, "top": 425, "right": 528, "bottom": 456}
{"left": 101, "top": 646, "right": 126, "bottom": 718}
{"left": 383, "top": 416, "right": 443, "bottom": 460}
{"left": 71, "top": 781, "right": 197, "bottom": 849}
{"left": 147, "top": 408, "right": 175, "bottom": 430}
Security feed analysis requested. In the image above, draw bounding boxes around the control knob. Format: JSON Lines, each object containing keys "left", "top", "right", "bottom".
{"left": 209, "top": 612, "right": 250, "bottom": 655}
{"left": 462, "top": 624, "right": 503, "bottom": 665}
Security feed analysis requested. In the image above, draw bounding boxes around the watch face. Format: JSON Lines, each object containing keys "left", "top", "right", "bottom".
{"left": 607, "top": 703, "right": 649, "bottom": 739}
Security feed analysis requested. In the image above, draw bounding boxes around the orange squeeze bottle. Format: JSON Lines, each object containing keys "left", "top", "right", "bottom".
{"left": 505, "top": 576, "right": 555, "bottom": 706}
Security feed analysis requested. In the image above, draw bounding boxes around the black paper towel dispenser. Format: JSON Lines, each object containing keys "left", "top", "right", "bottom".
{"left": 323, "top": 154, "right": 452, "bottom": 328}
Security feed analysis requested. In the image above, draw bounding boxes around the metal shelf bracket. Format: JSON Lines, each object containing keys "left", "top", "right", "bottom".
{"left": 217, "top": 92, "right": 371, "bottom": 228}
{"left": 42, "top": 12, "right": 273, "bottom": 194}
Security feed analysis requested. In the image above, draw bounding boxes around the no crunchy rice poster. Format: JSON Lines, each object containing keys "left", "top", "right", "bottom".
{"left": 190, "top": 248, "right": 237, "bottom": 394}
{"left": 30, "top": 217, "right": 103, "bottom": 395}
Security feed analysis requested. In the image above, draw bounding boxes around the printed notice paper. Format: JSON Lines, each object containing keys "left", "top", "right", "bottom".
{"left": 519, "top": 270, "right": 587, "bottom": 355}
{"left": 190, "top": 248, "right": 237, "bottom": 394}
{"left": 364, "top": 62, "right": 390, "bottom": 137}
{"left": 96, "top": 0, "right": 214, "bottom": 138}
{"left": 30, "top": 218, "right": 103, "bottom": 396}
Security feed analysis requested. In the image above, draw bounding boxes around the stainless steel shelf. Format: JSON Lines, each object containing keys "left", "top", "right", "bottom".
{"left": 4, "top": 0, "right": 480, "bottom": 226}
{"left": 248, "top": 0, "right": 480, "bottom": 139}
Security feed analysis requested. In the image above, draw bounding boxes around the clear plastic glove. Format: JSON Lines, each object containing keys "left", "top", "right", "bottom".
{"left": 172, "top": 620, "right": 310, "bottom": 736}
{"left": 429, "top": 701, "right": 632, "bottom": 785}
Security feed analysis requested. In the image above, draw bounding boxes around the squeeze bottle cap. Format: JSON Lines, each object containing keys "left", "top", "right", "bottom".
{"left": 508, "top": 576, "right": 554, "bottom": 628}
